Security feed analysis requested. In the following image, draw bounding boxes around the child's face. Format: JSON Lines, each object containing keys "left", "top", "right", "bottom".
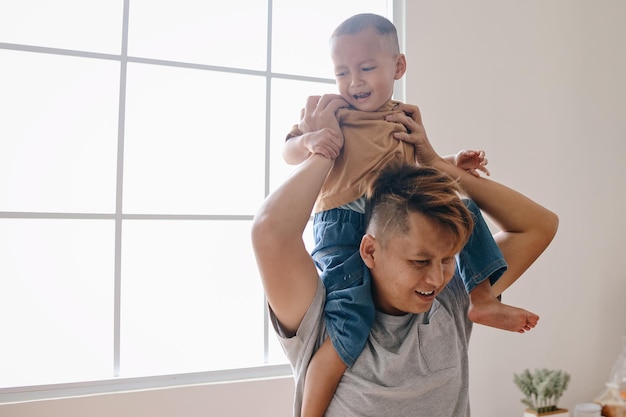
{"left": 331, "top": 28, "right": 406, "bottom": 112}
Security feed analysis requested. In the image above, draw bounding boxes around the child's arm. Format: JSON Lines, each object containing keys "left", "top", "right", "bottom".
{"left": 283, "top": 129, "right": 343, "bottom": 164}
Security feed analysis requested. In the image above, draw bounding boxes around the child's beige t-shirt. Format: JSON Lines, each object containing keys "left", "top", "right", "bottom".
{"left": 286, "top": 100, "right": 416, "bottom": 213}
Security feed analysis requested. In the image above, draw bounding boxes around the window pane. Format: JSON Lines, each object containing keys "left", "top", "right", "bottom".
{"left": 0, "top": 1, "right": 398, "bottom": 393}
{"left": 128, "top": 0, "right": 268, "bottom": 70}
{"left": 269, "top": 78, "right": 337, "bottom": 191}
{"left": 0, "top": 219, "right": 115, "bottom": 388}
{"left": 0, "top": 50, "right": 119, "bottom": 213}
{"left": 272, "top": 0, "right": 390, "bottom": 78}
{"left": 120, "top": 220, "right": 264, "bottom": 376}
{"left": 0, "top": 0, "right": 123, "bottom": 54}
{"left": 123, "top": 63, "right": 266, "bottom": 215}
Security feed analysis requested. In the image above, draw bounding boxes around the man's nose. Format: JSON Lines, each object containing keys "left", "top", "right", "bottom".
{"left": 423, "top": 264, "right": 445, "bottom": 287}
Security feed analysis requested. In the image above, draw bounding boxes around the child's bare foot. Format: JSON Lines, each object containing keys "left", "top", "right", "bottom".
{"left": 468, "top": 299, "right": 539, "bottom": 333}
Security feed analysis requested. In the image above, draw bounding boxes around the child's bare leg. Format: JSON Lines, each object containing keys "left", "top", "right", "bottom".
{"left": 467, "top": 280, "right": 539, "bottom": 333}
{"left": 302, "top": 337, "right": 348, "bottom": 417}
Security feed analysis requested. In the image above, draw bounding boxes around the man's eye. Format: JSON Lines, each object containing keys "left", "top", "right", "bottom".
{"left": 335, "top": 71, "right": 347, "bottom": 77}
{"left": 362, "top": 66, "right": 376, "bottom": 72}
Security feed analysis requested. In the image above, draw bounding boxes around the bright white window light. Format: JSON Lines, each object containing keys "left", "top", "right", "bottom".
{"left": 0, "top": 0, "right": 393, "bottom": 395}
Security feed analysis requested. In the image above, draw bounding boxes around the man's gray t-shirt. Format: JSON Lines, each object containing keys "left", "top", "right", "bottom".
{"left": 270, "top": 273, "right": 472, "bottom": 417}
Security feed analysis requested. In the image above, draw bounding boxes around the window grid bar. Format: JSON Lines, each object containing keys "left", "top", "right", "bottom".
{"left": 0, "top": 212, "right": 254, "bottom": 221}
{"left": 0, "top": 212, "right": 117, "bottom": 220}
{"left": 113, "top": 0, "right": 131, "bottom": 378}
{"left": 262, "top": 0, "right": 274, "bottom": 364}
{"left": 0, "top": 42, "right": 336, "bottom": 85}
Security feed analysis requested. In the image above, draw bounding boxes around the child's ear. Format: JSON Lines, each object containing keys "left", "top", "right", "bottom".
{"left": 394, "top": 54, "right": 407, "bottom": 80}
{"left": 360, "top": 234, "right": 377, "bottom": 268}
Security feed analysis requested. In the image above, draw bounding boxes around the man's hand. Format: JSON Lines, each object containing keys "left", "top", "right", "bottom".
{"left": 283, "top": 95, "right": 348, "bottom": 165}
{"left": 298, "top": 94, "right": 349, "bottom": 133}
{"left": 385, "top": 103, "right": 443, "bottom": 167}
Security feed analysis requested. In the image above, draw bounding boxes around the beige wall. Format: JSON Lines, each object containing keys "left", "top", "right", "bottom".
{"left": 404, "top": 0, "right": 626, "bottom": 415}
{"left": 2, "top": 1, "right": 625, "bottom": 416}
{"left": 0, "top": 377, "right": 294, "bottom": 417}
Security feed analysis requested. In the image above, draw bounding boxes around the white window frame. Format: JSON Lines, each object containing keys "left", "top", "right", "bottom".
{"left": 0, "top": 0, "right": 404, "bottom": 403}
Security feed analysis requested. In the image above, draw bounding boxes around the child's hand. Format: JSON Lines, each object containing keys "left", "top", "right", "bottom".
{"left": 454, "top": 149, "right": 490, "bottom": 177}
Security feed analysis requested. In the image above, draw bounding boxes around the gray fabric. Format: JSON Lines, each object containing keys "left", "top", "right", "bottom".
{"left": 338, "top": 195, "right": 366, "bottom": 214}
{"left": 270, "top": 274, "right": 473, "bottom": 417}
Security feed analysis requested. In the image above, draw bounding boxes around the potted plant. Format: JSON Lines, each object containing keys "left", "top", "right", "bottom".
{"left": 514, "top": 368, "right": 571, "bottom": 416}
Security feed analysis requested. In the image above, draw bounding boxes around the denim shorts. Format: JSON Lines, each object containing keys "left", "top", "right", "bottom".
{"left": 312, "top": 209, "right": 374, "bottom": 366}
{"left": 311, "top": 199, "right": 507, "bottom": 367}
{"left": 456, "top": 199, "right": 508, "bottom": 292}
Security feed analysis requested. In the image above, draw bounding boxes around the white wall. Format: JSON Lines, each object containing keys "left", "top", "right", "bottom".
{"left": 404, "top": 0, "right": 626, "bottom": 415}
{"left": 2, "top": 1, "right": 625, "bottom": 416}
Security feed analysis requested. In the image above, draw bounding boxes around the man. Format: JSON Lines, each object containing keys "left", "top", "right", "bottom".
{"left": 251, "top": 100, "right": 558, "bottom": 416}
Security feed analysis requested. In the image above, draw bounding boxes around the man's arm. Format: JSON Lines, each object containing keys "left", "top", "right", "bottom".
{"left": 434, "top": 157, "right": 558, "bottom": 295}
{"left": 252, "top": 95, "right": 345, "bottom": 333}
{"left": 253, "top": 124, "right": 343, "bottom": 336}
{"left": 388, "top": 103, "right": 559, "bottom": 295}
{"left": 256, "top": 94, "right": 348, "bottom": 333}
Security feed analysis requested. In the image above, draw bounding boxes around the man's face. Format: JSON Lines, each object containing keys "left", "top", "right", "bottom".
{"left": 330, "top": 28, "right": 405, "bottom": 112}
{"left": 362, "top": 211, "right": 459, "bottom": 316}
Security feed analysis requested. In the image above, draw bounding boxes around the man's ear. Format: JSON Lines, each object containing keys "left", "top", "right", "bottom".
{"left": 394, "top": 54, "right": 407, "bottom": 80}
{"left": 360, "top": 234, "right": 377, "bottom": 268}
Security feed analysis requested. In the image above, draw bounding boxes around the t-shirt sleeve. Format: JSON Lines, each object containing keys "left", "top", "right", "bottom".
{"left": 268, "top": 280, "right": 326, "bottom": 417}
{"left": 441, "top": 273, "right": 472, "bottom": 336}
{"left": 269, "top": 279, "right": 326, "bottom": 364}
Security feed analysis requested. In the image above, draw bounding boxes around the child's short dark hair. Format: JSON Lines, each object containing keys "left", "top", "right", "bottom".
{"left": 364, "top": 163, "right": 474, "bottom": 252}
{"left": 331, "top": 13, "right": 400, "bottom": 54}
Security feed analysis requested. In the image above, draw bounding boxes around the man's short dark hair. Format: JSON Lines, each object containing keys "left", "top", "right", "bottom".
{"left": 364, "top": 163, "right": 474, "bottom": 252}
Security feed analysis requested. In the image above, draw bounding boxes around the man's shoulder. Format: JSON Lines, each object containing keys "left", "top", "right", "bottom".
{"left": 269, "top": 279, "right": 326, "bottom": 342}
{"left": 438, "top": 274, "right": 470, "bottom": 311}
